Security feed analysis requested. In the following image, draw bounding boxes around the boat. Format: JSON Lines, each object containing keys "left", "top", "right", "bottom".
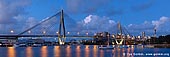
{"left": 98, "top": 45, "right": 114, "bottom": 49}
{"left": 116, "top": 45, "right": 129, "bottom": 48}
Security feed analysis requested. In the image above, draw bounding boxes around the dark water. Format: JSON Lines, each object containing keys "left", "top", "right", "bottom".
{"left": 0, "top": 45, "right": 169, "bottom": 57}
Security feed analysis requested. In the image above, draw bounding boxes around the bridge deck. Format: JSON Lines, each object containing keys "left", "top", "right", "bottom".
{"left": 0, "top": 35, "right": 93, "bottom": 39}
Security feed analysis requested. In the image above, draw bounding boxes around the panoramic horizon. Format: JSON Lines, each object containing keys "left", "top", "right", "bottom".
{"left": 0, "top": 0, "right": 170, "bottom": 36}
{"left": 0, "top": 1, "right": 170, "bottom": 57}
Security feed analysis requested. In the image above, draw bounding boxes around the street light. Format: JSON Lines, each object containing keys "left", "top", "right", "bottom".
{"left": 43, "top": 31, "right": 46, "bottom": 34}
{"left": 86, "top": 32, "right": 88, "bottom": 36}
{"left": 10, "top": 30, "right": 14, "bottom": 34}
{"left": 67, "top": 32, "right": 70, "bottom": 34}
{"left": 56, "top": 32, "right": 58, "bottom": 34}
{"left": 28, "top": 30, "right": 31, "bottom": 34}
{"left": 77, "top": 32, "right": 80, "bottom": 35}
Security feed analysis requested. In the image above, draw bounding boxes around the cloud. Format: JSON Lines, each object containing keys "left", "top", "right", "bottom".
{"left": 76, "top": 15, "right": 170, "bottom": 36}
{"left": 127, "top": 16, "right": 170, "bottom": 36}
{"left": 0, "top": 0, "right": 31, "bottom": 34}
{"left": 152, "top": 16, "right": 170, "bottom": 29}
{"left": 77, "top": 15, "right": 117, "bottom": 33}
{"left": 127, "top": 21, "right": 155, "bottom": 35}
{"left": 0, "top": 0, "right": 30, "bottom": 24}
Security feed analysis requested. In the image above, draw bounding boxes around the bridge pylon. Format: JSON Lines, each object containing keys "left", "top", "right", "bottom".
{"left": 58, "top": 10, "right": 66, "bottom": 45}
{"left": 115, "top": 22, "right": 125, "bottom": 45}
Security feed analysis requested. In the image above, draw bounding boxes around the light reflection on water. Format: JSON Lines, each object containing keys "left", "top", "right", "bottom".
{"left": 54, "top": 46, "right": 60, "bottom": 57}
{"left": 93, "top": 45, "right": 97, "bottom": 57}
{"left": 0, "top": 45, "right": 169, "bottom": 57}
{"left": 76, "top": 45, "right": 81, "bottom": 57}
{"left": 66, "top": 45, "right": 71, "bottom": 57}
{"left": 8, "top": 47, "right": 16, "bottom": 57}
{"left": 41, "top": 46, "right": 47, "bottom": 57}
{"left": 99, "top": 49, "right": 104, "bottom": 57}
{"left": 26, "top": 47, "right": 33, "bottom": 57}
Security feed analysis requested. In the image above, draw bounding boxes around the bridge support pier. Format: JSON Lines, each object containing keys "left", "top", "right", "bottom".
{"left": 58, "top": 36, "right": 66, "bottom": 45}
{"left": 115, "top": 39, "right": 124, "bottom": 45}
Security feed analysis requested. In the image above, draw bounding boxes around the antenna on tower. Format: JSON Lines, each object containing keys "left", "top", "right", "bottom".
{"left": 153, "top": 26, "right": 156, "bottom": 38}
{"left": 154, "top": 28, "right": 156, "bottom": 37}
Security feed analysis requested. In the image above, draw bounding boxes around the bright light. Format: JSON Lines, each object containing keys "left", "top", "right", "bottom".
{"left": 42, "top": 46, "right": 47, "bottom": 48}
{"left": 85, "top": 45, "right": 89, "bottom": 49}
{"left": 43, "top": 31, "right": 46, "bottom": 34}
{"left": 101, "top": 34, "right": 103, "bottom": 36}
{"left": 67, "top": 32, "right": 70, "bottom": 34}
{"left": 86, "top": 32, "right": 88, "bottom": 35}
{"left": 148, "top": 36, "right": 151, "bottom": 39}
{"left": 10, "top": 30, "right": 14, "bottom": 33}
{"left": 56, "top": 32, "right": 59, "bottom": 34}
{"left": 112, "top": 34, "right": 115, "bottom": 38}
{"left": 55, "top": 46, "right": 60, "bottom": 49}
{"left": 28, "top": 31, "right": 31, "bottom": 34}
{"left": 132, "top": 37, "right": 135, "bottom": 39}
{"left": 137, "top": 36, "right": 141, "bottom": 39}
{"left": 76, "top": 45, "right": 80, "bottom": 49}
{"left": 127, "top": 35, "right": 131, "bottom": 38}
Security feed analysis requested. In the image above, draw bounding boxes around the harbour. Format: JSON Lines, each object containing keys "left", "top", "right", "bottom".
{"left": 1, "top": 0, "right": 170, "bottom": 57}
{"left": 0, "top": 45, "right": 169, "bottom": 57}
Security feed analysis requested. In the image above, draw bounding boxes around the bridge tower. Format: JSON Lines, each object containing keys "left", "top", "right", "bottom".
{"left": 58, "top": 10, "right": 66, "bottom": 45}
{"left": 115, "top": 22, "right": 124, "bottom": 45}
{"left": 18, "top": 10, "right": 67, "bottom": 45}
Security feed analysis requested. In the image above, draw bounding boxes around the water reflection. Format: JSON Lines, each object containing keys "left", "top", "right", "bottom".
{"left": 66, "top": 45, "right": 71, "bottom": 57}
{"left": 26, "top": 47, "right": 33, "bottom": 57}
{"left": 76, "top": 45, "right": 81, "bottom": 57}
{"left": 99, "top": 49, "right": 104, "bottom": 57}
{"left": 8, "top": 47, "right": 16, "bottom": 57}
{"left": 93, "top": 45, "right": 98, "bottom": 57}
{"left": 54, "top": 46, "right": 60, "bottom": 57}
{"left": 112, "top": 48, "right": 115, "bottom": 57}
{"left": 85, "top": 45, "right": 90, "bottom": 57}
{"left": 117, "top": 48, "right": 121, "bottom": 57}
{"left": 122, "top": 48, "right": 125, "bottom": 57}
{"left": 127, "top": 48, "right": 131, "bottom": 57}
{"left": 41, "top": 46, "right": 47, "bottom": 57}
{"left": 131, "top": 46, "right": 134, "bottom": 57}
{"left": 3, "top": 45, "right": 169, "bottom": 57}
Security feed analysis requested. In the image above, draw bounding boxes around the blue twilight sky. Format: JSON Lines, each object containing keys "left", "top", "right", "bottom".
{"left": 26, "top": 0, "right": 170, "bottom": 25}
{"left": 0, "top": 0, "right": 170, "bottom": 36}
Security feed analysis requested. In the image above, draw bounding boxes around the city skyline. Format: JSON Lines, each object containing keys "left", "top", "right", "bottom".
{"left": 0, "top": 0, "right": 170, "bottom": 36}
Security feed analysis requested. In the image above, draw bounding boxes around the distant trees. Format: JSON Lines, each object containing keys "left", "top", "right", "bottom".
{"left": 146, "top": 35, "right": 170, "bottom": 44}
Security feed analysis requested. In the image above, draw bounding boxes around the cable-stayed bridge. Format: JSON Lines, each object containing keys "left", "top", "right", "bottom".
{"left": 0, "top": 10, "right": 138, "bottom": 45}
{"left": 0, "top": 10, "right": 94, "bottom": 45}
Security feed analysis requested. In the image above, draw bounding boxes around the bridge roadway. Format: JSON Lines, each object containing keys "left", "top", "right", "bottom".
{"left": 0, "top": 35, "right": 93, "bottom": 39}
